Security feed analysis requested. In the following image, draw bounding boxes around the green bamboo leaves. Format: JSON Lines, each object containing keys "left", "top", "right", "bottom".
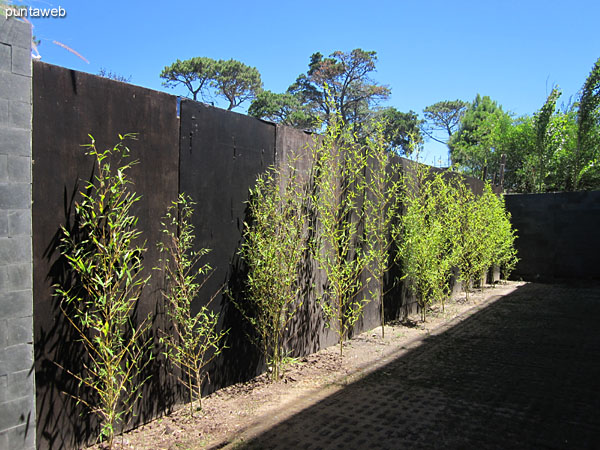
{"left": 56, "top": 135, "right": 152, "bottom": 449}
{"left": 310, "top": 113, "right": 371, "bottom": 356}
{"left": 363, "top": 122, "right": 402, "bottom": 337}
{"left": 157, "top": 194, "right": 227, "bottom": 415}
{"left": 395, "top": 166, "right": 456, "bottom": 320}
{"left": 238, "top": 164, "right": 308, "bottom": 380}
{"left": 396, "top": 165, "right": 518, "bottom": 318}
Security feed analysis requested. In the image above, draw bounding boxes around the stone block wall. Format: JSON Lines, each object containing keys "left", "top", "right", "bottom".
{"left": 0, "top": 17, "right": 35, "bottom": 450}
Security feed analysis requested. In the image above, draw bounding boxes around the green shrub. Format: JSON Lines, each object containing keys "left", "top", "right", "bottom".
{"left": 157, "top": 193, "right": 227, "bottom": 415}
{"left": 55, "top": 134, "right": 152, "bottom": 449}
{"left": 237, "top": 164, "right": 308, "bottom": 380}
{"left": 310, "top": 111, "right": 371, "bottom": 356}
{"left": 395, "top": 165, "right": 455, "bottom": 320}
{"left": 363, "top": 121, "right": 402, "bottom": 337}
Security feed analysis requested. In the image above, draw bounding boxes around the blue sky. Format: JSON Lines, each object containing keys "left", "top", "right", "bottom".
{"left": 19, "top": 0, "right": 600, "bottom": 165}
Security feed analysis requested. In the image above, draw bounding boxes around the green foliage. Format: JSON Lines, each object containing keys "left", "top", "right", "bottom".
{"left": 157, "top": 194, "right": 227, "bottom": 415}
{"left": 448, "top": 180, "right": 488, "bottom": 299}
{"left": 450, "top": 182, "right": 518, "bottom": 298}
{"left": 288, "top": 49, "right": 390, "bottom": 129}
{"left": 376, "top": 107, "right": 424, "bottom": 156}
{"left": 212, "top": 59, "right": 263, "bottom": 111}
{"left": 248, "top": 90, "right": 315, "bottom": 129}
{"left": 395, "top": 165, "right": 456, "bottom": 320}
{"left": 362, "top": 121, "right": 402, "bottom": 336}
{"left": 443, "top": 57, "right": 600, "bottom": 193}
{"left": 55, "top": 135, "right": 152, "bottom": 449}
{"left": 160, "top": 57, "right": 262, "bottom": 110}
{"left": 449, "top": 94, "right": 511, "bottom": 180}
{"left": 423, "top": 100, "right": 469, "bottom": 147}
{"left": 480, "top": 186, "right": 519, "bottom": 280}
{"left": 237, "top": 164, "right": 308, "bottom": 380}
{"left": 160, "top": 57, "right": 216, "bottom": 102}
{"left": 395, "top": 163, "right": 518, "bottom": 316}
{"left": 543, "top": 109, "right": 579, "bottom": 191}
{"left": 486, "top": 104, "right": 579, "bottom": 193}
{"left": 576, "top": 56, "right": 600, "bottom": 189}
{"left": 530, "top": 88, "right": 562, "bottom": 192}
{"left": 310, "top": 111, "right": 371, "bottom": 356}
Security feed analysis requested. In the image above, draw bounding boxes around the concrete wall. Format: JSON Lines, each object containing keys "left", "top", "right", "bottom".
{"left": 505, "top": 191, "right": 600, "bottom": 282}
{"left": 0, "top": 18, "right": 36, "bottom": 450}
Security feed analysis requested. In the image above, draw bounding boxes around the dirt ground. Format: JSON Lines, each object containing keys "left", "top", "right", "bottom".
{"left": 88, "top": 281, "right": 524, "bottom": 450}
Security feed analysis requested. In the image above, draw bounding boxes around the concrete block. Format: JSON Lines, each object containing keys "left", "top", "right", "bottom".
{"left": 8, "top": 101, "right": 30, "bottom": 129}
{"left": 0, "top": 320, "right": 5, "bottom": 350}
{"left": 0, "top": 375, "right": 6, "bottom": 403}
{"left": 0, "top": 98, "right": 8, "bottom": 123}
{"left": 0, "top": 430, "right": 7, "bottom": 450}
{"left": 7, "top": 422, "right": 36, "bottom": 450}
{"left": 0, "top": 210, "right": 7, "bottom": 237}
{"left": 11, "top": 45, "right": 30, "bottom": 77}
{"left": 0, "top": 395, "right": 34, "bottom": 435}
{"left": 0, "top": 210, "right": 7, "bottom": 236}
{"left": 0, "top": 17, "right": 31, "bottom": 50}
{"left": 0, "top": 265, "right": 6, "bottom": 289}
{"left": 6, "top": 370, "right": 33, "bottom": 402}
{"left": 0, "top": 71, "right": 30, "bottom": 103}
{"left": 5, "top": 317, "right": 32, "bottom": 347}
{"left": 7, "top": 210, "right": 30, "bottom": 237}
{"left": 1, "top": 343, "right": 33, "bottom": 375}
{"left": 0, "top": 43, "right": 10, "bottom": 72}
{"left": 0, "top": 183, "right": 30, "bottom": 209}
{"left": 0, "top": 154, "right": 7, "bottom": 181}
{"left": 4, "top": 263, "right": 32, "bottom": 291}
{"left": 0, "top": 236, "right": 31, "bottom": 263}
{"left": 0, "top": 127, "right": 30, "bottom": 156}
{"left": 8, "top": 156, "right": 30, "bottom": 182}
{"left": 0, "top": 290, "right": 32, "bottom": 319}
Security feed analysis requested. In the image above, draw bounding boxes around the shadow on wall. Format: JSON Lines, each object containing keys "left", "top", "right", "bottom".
{"left": 283, "top": 174, "right": 324, "bottom": 359}
{"left": 35, "top": 176, "right": 99, "bottom": 449}
{"left": 35, "top": 165, "right": 181, "bottom": 449}
{"left": 210, "top": 222, "right": 264, "bottom": 391}
{"left": 208, "top": 170, "right": 326, "bottom": 389}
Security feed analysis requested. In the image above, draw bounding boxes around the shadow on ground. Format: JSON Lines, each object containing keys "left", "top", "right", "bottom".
{"left": 226, "top": 283, "right": 600, "bottom": 449}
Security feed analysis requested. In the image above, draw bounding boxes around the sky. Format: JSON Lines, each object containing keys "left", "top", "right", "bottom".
{"left": 16, "top": 0, "right": 600, "bottom": 166}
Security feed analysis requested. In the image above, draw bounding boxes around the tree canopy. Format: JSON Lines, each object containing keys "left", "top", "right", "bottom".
{"left": 247, "top": 90, "right": 315, "bottom": 129}
{"left": 576, "top": 56, "right": 600, "bottom": 189}
{"left": 160, "top": 57, "right": 216, "bottom": 102}
{"left": 376, "top": 107, "right": 423, "bottom": 155}
{"left": 423, "top": 100, "right": 469, "bottom": 147}
{"left": 160, "top": 57, "right": 262, "bottom": 110}
{"left": 212, "top": 59, "right": 262, "bottom": 111}
{"left": 272, "top": 49, "right": 389, "bottom": 127}
{"left": 248, "top": 48, "right": 423, "bottom": 150}
{"left": 445, "top": 57, "right": 600, "bottom": 193}
{"left": 449, "top": 94, "right": 511, "bottom": 179}
{"left": 287, "top": 49, "right": 390, "bottom": 128}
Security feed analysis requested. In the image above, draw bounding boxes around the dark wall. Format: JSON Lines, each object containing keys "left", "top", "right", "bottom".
{"left": 178, "top": 101, "right": 278, "bottom": 388}
{"left": 177, "top": 111, "right": 340, "bottom": 391}
{"left": 32, "top": 62, "right": 179, "bottom": 450}
{"left": 505, "top": 191, "right": 600, "bottom": 282}
{"left": 31, "top": 62, "right": 489, "bottom": 450}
